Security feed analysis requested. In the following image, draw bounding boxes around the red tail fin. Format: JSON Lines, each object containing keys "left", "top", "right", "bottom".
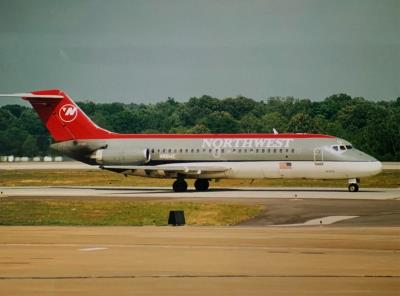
{"left": 25, "top": 89, "right": 112, "bottom": 142}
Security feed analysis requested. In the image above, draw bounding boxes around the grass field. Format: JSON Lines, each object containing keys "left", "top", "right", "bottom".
{"left": 0, "top": 198, "right": 263, "bottom": 226}
{"left": 0, "top": 169, "right": 398, "bottom": 188}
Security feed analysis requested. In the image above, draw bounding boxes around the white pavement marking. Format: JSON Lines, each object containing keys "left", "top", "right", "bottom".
{"left": 275, "top": 216, "right": 359, "bottom": 226}
{"left": 79, "top": 247, "right": 108, "bottom": 252}
{"left": 303, "top": 215, "right": 359, "bottom": 225}
{"left": 1, "top": 186, "right": 399, "bottom": 200}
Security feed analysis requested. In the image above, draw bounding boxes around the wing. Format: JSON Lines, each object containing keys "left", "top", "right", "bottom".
{"left": 101, "top": 164, "right": 229, "bottom": 177}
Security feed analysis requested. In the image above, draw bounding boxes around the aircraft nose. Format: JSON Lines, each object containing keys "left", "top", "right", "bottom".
{"left": 368, "top": 160, "right": 382, "bottom": 175}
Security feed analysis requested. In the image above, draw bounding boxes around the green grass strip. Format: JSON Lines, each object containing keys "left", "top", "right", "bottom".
{"left": 0, "top": 199, "right": 263, "bottom": 226}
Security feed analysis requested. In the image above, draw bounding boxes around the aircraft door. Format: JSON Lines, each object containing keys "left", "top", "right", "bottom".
{"left": 144, "top": 148, "right": 151, "bottom": 163}
{"left": 313, "top": 148, "right": 323, "bottom": 165}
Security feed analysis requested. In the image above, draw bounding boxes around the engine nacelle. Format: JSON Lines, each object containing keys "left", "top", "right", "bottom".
{"left": 93, "top": 148, "right": 151, "bottom": 165}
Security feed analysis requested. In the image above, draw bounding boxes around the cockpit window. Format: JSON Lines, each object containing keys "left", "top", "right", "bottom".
{"left": 332, "top": 144, "right": 351, "bottom": 152}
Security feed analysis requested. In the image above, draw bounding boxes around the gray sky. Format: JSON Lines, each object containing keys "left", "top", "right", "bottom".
{"left": 0, "top": 0, "right": 399, "bottom": 104}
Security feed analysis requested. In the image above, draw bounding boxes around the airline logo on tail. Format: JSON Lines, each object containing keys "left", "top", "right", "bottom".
{"left": 59, "top": 104, "right": 78, "bottom": 122}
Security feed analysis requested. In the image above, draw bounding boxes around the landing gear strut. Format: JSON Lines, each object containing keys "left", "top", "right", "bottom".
{"left": 172, "top": 178, "right": 187, "bottom": 192}
{"left": 348, "top": 178, "right": 360, "bottom": 192}
{"left": 194, "top": 179, "right": 209, "bottom": 191}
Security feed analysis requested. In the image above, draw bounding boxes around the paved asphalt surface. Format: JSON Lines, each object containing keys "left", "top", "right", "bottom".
{"left": 1, "top": 186, "right": 400, "bottom": 200}
{"left": 1, "top": 162, "right": 399, "bottom": 295}
{"left": 0, "top": 226, "right": 399, "bottom": 296}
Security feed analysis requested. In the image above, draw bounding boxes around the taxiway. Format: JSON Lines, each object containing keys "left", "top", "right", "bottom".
{"left": 1, "top": 186, "right": 400, "bottom": 200}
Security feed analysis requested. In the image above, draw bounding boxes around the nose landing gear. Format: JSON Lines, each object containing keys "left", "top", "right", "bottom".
{"left": 348, "top": 178, "right": 360, "bottom": 192}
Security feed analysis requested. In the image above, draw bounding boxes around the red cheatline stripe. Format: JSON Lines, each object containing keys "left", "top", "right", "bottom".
{"left": 87, "top": 133, "right": 335, "bottom": 139}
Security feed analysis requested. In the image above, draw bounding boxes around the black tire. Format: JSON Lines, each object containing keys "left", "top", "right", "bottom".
{"left": 348, "top": 183, "right": 359, "bottom": 192}
{"left": 173, "top": 180, "right": 188, "bottom": 192}
{"left": 194, "top": 179, "right": 209, "bottom": 191}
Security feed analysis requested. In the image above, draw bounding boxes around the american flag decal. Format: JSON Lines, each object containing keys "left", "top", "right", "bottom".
{"left": 279, "top": 162, "right": 292, "bottom": 169}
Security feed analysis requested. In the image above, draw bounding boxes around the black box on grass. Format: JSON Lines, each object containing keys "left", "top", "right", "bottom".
{"left": 168, "top": 210, "right": 185, "bottom": 226}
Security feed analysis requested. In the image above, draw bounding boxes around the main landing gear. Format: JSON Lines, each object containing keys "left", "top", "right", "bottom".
{"left": 348, "top": 178, "right": 360, "bottom": 192}
{"left": 172, "top": 179, "right": 187, "bottom": 192}
{"left": 194, "top": 179, "right": 209, "bottom": 191}
{"left": 172, "top": 178, "right": 210, "bottom": 192}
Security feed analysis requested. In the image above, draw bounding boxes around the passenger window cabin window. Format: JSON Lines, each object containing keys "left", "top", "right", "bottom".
{"left": 256, "top": 149, "right": 259, "bottom": 153}
{"left": 273, "top": 149, "right": 277, "bottom": 153}
{"left": 267, "top": 149, "right": 270, "bottom": 153}
{"left": 291, "top": 148, "right": 295, "bottom": 153}
{"left": 179, "top": 149, "right": 183, "bottom": 153}
{"left": 185, "top": 149, "right": 188, "bottom": 153}
{"left": 196, "top": 149, "right": 200, "bottom": 153}
{"left": 162, "top": 149, "right": 166, "bottom": 153}
{"left": 190, "top": 149, "right": 194, "bottom": 153}
{"left": 151, "top": 149, "right": 154, "bottom": 153}
{"left": 221, "top": 149, "right": 224, "bottom": 153}
{"left": 262, "top": 149, "right": 265, "bottom": 153}
{"left": 279, "top": 149, "right": 283, "bottom": 153}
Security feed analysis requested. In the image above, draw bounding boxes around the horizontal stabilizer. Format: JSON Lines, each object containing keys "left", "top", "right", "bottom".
{"left": 0, "top": 93, "right": 64, "bottom": 99}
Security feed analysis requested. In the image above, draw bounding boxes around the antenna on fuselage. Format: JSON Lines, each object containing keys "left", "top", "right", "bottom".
{"left": 273, "top": 128, "right": 279, "bottom": 135}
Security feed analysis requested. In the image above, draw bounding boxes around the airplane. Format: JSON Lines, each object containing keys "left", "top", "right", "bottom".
{"left": 0, "top": 89, "right": 382, "bottom": 192}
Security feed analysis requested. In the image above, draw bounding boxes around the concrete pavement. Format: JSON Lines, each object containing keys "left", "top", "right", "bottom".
{"left": 0, "top": 226, "right": 399, "bottom": 295}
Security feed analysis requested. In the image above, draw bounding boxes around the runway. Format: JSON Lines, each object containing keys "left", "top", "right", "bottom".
{"left": 0, "top": 226, "right": 399, "bottom": 295}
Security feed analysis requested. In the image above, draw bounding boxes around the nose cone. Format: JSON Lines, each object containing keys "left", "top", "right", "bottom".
{"left": 368, "top": 160, "right": 383, "bottom": 176}
{"left": 359, "top": 152, "right": 382, "bottom": 176}
{"left": 349, "top": 149, "right": 382, "bottom": 177}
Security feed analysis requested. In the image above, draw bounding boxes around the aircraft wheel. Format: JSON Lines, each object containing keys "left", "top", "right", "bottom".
{"left": 173, "top": 180, "right": 188, "bottom": 192}
{"left": 348, "top": 183, "right": 359, "bottom": 192}
{"left": 194, "top": 179, "right": 209, "bottom": 191}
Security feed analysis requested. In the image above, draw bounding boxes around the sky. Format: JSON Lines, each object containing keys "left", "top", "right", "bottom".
{"left": 0, "top": 0, "right": 399, "bottom": 104}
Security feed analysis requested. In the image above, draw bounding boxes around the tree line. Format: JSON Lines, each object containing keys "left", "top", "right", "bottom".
{"left": 0, "top": 94, "right": 399, "bottom": 160}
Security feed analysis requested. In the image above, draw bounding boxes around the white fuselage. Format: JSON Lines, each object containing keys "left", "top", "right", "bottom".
{"left": 52, "top": 135, "right": 382, "bottom": 181}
